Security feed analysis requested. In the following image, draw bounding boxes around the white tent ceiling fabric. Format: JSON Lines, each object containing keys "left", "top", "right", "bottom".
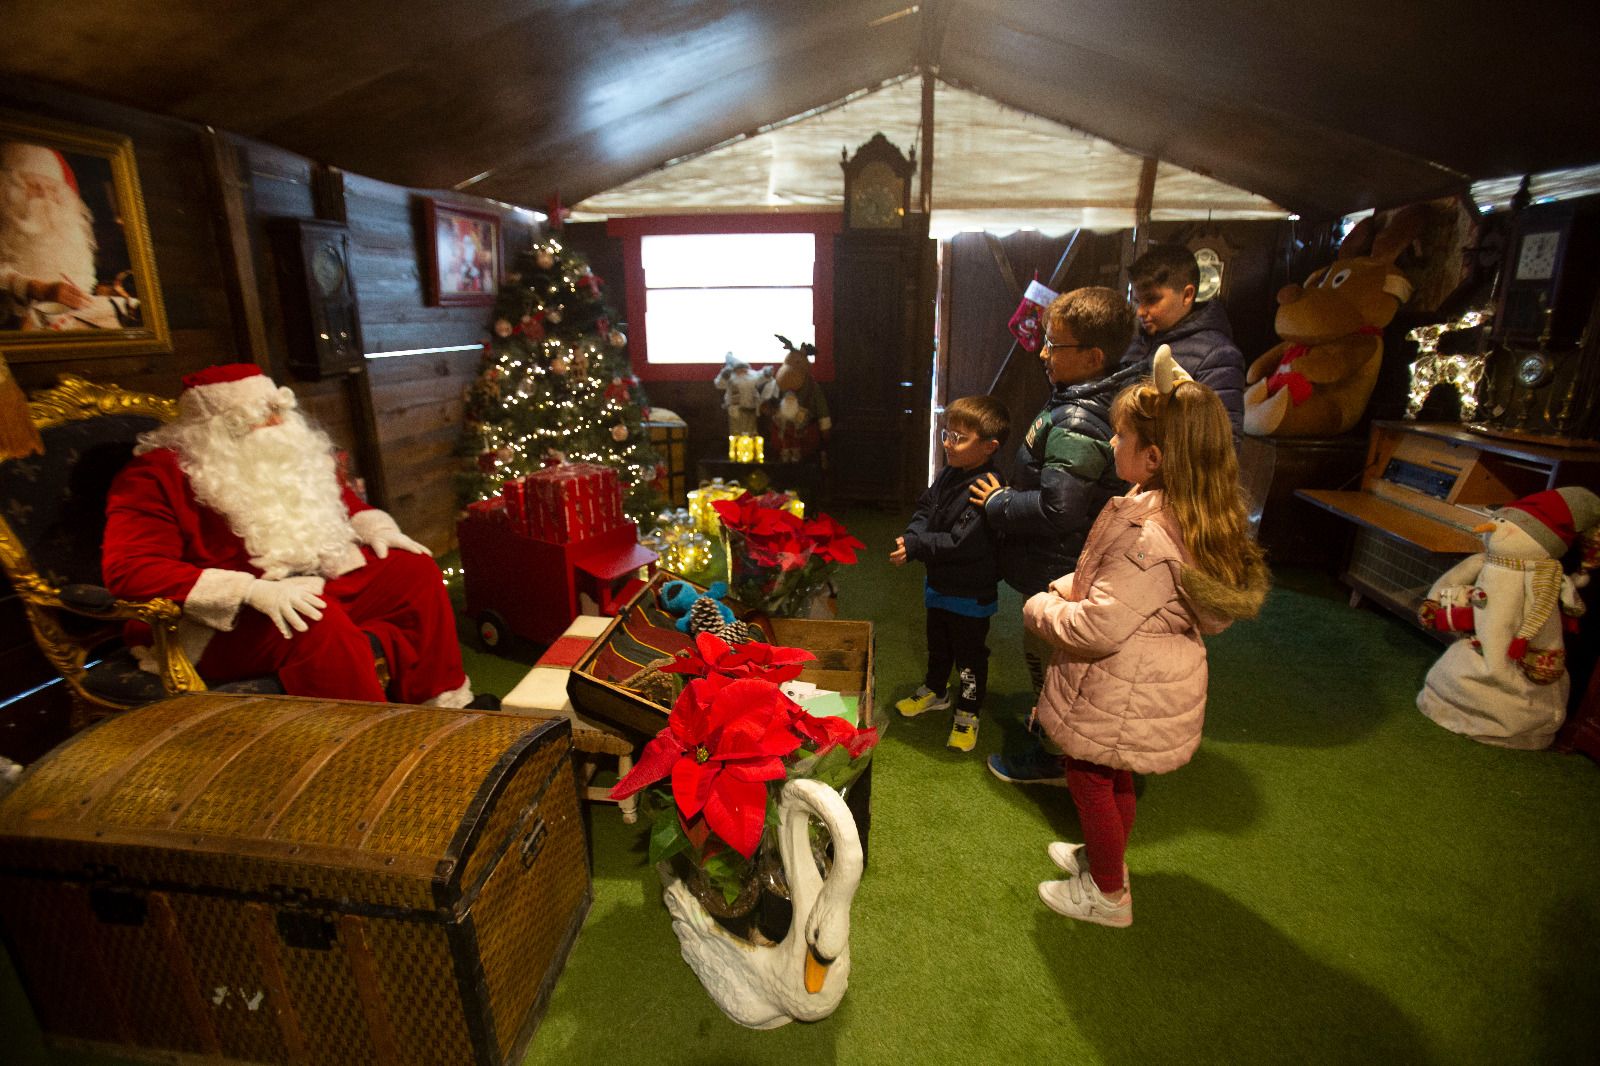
{"left": 570, "top": 77, "right": 1287, "bottom": 237}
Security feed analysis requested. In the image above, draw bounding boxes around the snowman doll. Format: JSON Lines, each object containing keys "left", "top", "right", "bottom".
{"left": 1416, "top": 486, "right": 1600, "bottom": 749}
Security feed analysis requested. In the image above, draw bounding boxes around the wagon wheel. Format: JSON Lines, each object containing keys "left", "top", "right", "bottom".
{"left": 477, "top": 610, "right": 509, "bottom": 651}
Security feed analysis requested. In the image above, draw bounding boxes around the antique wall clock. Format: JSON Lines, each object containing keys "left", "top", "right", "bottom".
{"left": 841, "top": 133, "right": 914, "bottom": 232}
{"left": 1498, "top": 203, "right": 1600, "bottom": 347}
{"left": 271, "top": 218, "right": 365, "bottom": 381}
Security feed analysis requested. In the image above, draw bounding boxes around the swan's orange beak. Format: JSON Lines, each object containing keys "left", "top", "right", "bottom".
{"left": 1473, "top": 522, "right": 1496, "bottom": 534}
{"left": 804, "top": 947, "right": 830, "bottom": 994}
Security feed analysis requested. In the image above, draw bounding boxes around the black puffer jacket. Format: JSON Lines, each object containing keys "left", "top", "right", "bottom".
{"left": 901, "top": 460, "right": 1000, "bottom": 603}
{"left": 1120, "top": 299, "right": 1245, "bottom": 442}
{"left": 984, "top": 365, "right": 1141, "bottom": 596}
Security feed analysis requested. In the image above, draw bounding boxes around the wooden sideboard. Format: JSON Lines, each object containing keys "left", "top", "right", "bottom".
{"left": 1298, "top": 421, "right": 1600, "bottom": 621}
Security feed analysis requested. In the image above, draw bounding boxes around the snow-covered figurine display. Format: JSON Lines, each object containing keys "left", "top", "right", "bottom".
{"left": 1417, "top": 486, "right": 1600, "bottom": 749}
{"left": 713, "top": 354, "right": 771, "bottom": 437}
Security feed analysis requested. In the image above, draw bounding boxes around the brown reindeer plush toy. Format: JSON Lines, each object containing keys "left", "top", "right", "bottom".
{"left": 1243, "top": 206, "right": 1424, "bottom": 437}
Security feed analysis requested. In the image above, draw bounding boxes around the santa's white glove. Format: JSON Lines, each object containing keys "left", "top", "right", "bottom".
{"left": 245, "top": 577, "right": 327, "bottom": 639}
{"left": 351, "top": 509, "right": 432, "bottom": 559}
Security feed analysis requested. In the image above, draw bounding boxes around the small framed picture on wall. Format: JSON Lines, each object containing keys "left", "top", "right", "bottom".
{"left": 423, "top": 199, "right": 501, "bottom": 307}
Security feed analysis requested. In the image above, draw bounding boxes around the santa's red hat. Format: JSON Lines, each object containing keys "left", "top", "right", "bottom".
{"left": 1, "top": 142, "right": 77, "bottom": 194}
{"left": 178, "top": 363, "right": 289, "bottom": 421}
{"left": 1498, "top": 487, "right": 1600, "bottom": 559}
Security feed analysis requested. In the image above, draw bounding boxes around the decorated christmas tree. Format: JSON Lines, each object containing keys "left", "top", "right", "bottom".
{"left": 460, "top": 236, "right": 664, "bottom": 521}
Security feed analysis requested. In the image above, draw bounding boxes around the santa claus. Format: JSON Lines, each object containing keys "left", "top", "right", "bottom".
{"left": 0, "top": 140, "right": 97, "bottom": 326}
{"left": 102, "top": 363, "right": 484, "bottom": 707}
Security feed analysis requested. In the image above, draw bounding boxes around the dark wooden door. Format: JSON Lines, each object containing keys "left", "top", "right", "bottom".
{"left": 827, "top": 224, "right": 933, "bottom": 503}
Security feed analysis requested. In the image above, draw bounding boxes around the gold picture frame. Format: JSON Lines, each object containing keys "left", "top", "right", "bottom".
{"left": 0, "top": 110, "right": 171, "bottom": 362}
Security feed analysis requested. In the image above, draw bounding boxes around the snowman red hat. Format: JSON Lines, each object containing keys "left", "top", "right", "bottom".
{"left": 177, "top": 363, "right": 291, "bottom": 422}
{"left": 1496, "top": 487, "right": 1600, "bottom": 559}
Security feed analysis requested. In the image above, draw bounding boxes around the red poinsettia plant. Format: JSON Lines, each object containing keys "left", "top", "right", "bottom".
{"left": 713, "top": 492, "right": 865, "bottom": 617}
{"left": 610, "top": 631, "right": 878, "bottom": 902}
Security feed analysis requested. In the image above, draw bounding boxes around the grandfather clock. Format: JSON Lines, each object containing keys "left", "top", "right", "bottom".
{"left": 831, "top": 134, "right": 930, "bottom": 502}
{"left": 841, "top": 133, "right": 914, "bottom": 233}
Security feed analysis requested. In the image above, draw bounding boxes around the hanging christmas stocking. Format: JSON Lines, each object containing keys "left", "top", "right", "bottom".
{"left": 1008, "top": 276, "right": 1058, "bottom": 352}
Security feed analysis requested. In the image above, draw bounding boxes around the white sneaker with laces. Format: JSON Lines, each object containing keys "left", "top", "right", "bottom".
{"left": 1038, "top": 873, "right": 1133, "bottom": 927}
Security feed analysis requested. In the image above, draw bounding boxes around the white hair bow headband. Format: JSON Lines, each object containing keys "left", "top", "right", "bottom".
{"left": 1152, "top": 344, "right": 1193, "bottom": 395}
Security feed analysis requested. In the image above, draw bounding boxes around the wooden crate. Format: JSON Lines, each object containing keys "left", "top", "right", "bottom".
{"left": 566, "top": 570, "right": 875, "bottom": 742}
{"left": 0, "top": 693, "right": 590, "bottom": 1066}
{"left": 646, "top": 420, "right": 689, "bottom": 506}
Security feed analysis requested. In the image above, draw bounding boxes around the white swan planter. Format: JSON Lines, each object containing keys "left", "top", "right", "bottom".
{"left": 658, "top": 777, "right": 863, "bottom": 1029}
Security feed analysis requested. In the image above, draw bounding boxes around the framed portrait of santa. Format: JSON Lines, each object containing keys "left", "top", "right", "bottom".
{"left": 0, "top": 110, "right": 171, "bottom": 362}
{"left": 422, "top": 198, "right": 501, "bottom": 307}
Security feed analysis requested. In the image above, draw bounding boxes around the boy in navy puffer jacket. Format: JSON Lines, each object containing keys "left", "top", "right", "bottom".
{"left": 891, "top": 394, "right": 1010, "bottom": 752}
{"left": 1118, "top": 243, "right": 1246, "bottom": 444}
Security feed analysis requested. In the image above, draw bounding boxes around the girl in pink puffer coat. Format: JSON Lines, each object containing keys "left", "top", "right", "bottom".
{"left": 1027, "top": 347, "right": 1268, "bottom": 928}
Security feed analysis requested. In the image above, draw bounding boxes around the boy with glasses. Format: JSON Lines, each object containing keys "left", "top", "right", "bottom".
{"left": 969, "top": 287, "right": 1140, "bottom": 783}
{"left": 891, "top": 395, "right": 1010, "bottom": 752}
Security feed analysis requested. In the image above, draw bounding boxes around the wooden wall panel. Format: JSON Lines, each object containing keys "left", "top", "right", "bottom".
{"left": 341, "top": 172, "right": 538, "bottom": 551}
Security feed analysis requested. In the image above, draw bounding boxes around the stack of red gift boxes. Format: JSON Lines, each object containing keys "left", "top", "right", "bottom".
{"left": 496, "top": 462, "right": 627, "bottom": 542}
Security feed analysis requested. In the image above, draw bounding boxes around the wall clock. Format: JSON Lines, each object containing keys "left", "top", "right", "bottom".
{"left": 1515, "top": 351, "right": 1555, "bottom": 389}
{"left": 271, "top": 219, "right": 364, "bottom": 381}
{"left": 841, "top": 133, "right": 914, "bottom": 232}
{"left": 1185, "top": 231, "right": 1238, "bottom": 303}
{"left": 1497, "top": 202, "right": 1600, "bottom": 347}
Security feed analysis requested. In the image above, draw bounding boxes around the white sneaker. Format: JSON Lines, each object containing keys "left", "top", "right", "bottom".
{"left": 1038, "top": 873, "right": 1132, "bottom": 927}
{"left": 1047, "top": 841, "right": 1086, "bottom": 875}
{"left": 1046, "top": 841, "right": 1130, "bottom": 888}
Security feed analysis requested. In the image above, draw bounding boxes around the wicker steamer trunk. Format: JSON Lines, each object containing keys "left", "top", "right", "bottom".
{"left": 0, "top": 693, "right": 591, "bottom": 1066}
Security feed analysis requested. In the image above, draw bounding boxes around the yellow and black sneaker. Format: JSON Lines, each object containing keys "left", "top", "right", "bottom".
{"left": 947, "top": 711, "right": 980, "bottom": 752}
{"left": 895, "top": 685, "right": 951, "bottom": 718}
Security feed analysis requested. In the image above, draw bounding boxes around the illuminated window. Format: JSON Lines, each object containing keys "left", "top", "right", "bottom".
{"left": 608, "top": 214, "right": 839, "bottom": 382}
{"left": 642, "top": 233, "right": 816, "bottom": 365}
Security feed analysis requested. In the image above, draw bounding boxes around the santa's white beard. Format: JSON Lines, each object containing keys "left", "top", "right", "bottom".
{"left": 0, "top": 178, "right": 97, "bottom": 296}
{"left": 776, "top": 392, "right": 809, "bottom": 427}
{"left": 149, "top": 412, "right": 360, "bottom": 580}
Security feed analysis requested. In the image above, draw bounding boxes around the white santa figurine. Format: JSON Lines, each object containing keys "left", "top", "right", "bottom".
{"left": 713, "top": 353, "right": 769, "bottom": 437}
{"left": 102, "top": 363, "right": 486, "bottom": 707}
{"left": 0, "top": 140, "right": 98, "bottom": 325}
{"left": 1416, "top": 486, "right": 1600, "bottom": 749}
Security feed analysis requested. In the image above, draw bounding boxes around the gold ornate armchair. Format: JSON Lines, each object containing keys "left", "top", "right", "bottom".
{"left": 2, "top": 376, "right": 246, "bottom": 720}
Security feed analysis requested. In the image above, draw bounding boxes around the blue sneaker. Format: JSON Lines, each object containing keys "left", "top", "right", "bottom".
{"left": 987, "top": 745, "right": 1068, "bottom": 786}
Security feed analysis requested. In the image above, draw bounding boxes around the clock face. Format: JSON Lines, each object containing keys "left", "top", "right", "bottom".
{"left": 312, "top": 243, "right": 347, "bottom": 296}
{"left": 1514, "top": 230, "right": 1561, "bottom": 282}
{"left": 1516, "top": 352, "right": 1554, "bottom": 389}
{"left": 1194, "top": 247, "right": 1224, "bottom": 302}
{"left": 850, "top": 161, "right": 905, "bottom": 229}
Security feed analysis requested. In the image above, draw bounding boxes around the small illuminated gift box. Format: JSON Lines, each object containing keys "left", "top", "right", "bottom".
{"left": 727, "top": 433, "right": 765, "bottom": 463}
{"left": 687, "top": 478, "right": 744, "bottom": 534}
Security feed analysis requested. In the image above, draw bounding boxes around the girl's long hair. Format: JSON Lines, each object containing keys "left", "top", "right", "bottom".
{"left": 1111, "top": 378, "right": 1263, "bottom": 585}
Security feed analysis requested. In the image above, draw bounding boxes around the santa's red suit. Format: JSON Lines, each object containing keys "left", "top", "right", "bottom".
{"left": 102, "top": 364, "right": 469, "bottom": 706}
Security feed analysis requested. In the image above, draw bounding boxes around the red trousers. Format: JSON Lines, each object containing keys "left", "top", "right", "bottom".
{"left": 1065, "top": 757, "right": 1136, "bottom": 894}
{"left": 197, "top": 549, "right": 466, "bottom": 704}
